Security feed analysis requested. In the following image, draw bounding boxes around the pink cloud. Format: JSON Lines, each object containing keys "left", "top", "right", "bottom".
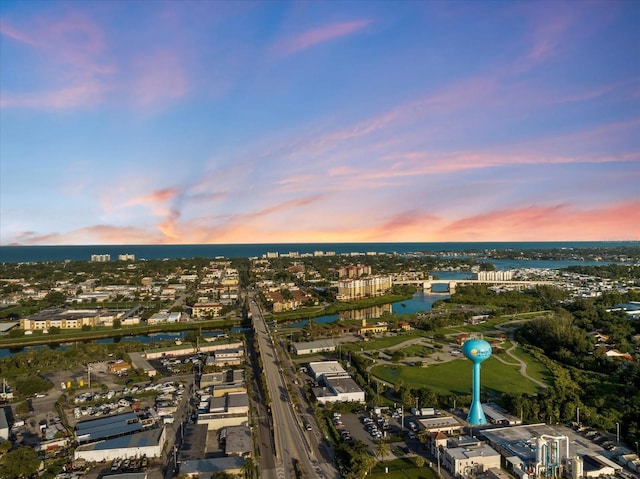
{"left": 0, "top": 21, "right": 37, "bottom": 45}
{"left": 274, "top": 19, "right": 371, "bottom": 57}
{"left": 0, "top": 81, "right": 110, "bottom": 110}
{"left": 128, "top": 50, "right": 189, "bottom": 107}
{"left": 0, "top": 12, "right": 115, "bottom": 110}
{"left": 128, "top": 187, "right": 179, "bottom": 206}
{"left": 6, "top": 199, "right": 639, "bottom": 245}
{"left": 1, "top": 11, "right": 191, "bottom": 111}
{"left": 439, "top": 201, "right": 640, "bottom": 241}
{"left": 11, "top": 224, "right": 161, "bottom": 246}
{"left": 123, "top": 187, "right": 180, "bottom": 218}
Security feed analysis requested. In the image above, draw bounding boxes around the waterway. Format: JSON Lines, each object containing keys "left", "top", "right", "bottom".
{"left": 0, "top": 260, "right": 621, "bottom": 357}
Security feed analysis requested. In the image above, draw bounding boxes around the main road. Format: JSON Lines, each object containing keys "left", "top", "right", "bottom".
{"left": 250, "top": 298, "right": 338, "bottom": 479}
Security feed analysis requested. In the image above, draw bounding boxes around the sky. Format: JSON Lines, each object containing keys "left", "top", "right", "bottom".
{"left": 1, "top": 0, "right": 639, "bottom": 245}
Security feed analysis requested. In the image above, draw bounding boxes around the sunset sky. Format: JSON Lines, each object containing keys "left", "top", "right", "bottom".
{"left": 1, "top": 0, "right": 639, "bottom": 245}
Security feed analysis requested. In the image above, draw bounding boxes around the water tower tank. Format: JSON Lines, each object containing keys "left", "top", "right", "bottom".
{"left": 462, "top": 338, "right": 492, "bottom": 425}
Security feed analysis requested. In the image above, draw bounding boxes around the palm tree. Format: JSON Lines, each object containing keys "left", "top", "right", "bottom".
{"left": 241, "top": 457, "right": 256, "bottom": 478}
{"left": 375, "top": 439, "right": 391, "bottom": 462}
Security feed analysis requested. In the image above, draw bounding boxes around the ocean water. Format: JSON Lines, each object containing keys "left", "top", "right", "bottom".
{"left": 1, "top": 241, "right": 636, "bottom": 263}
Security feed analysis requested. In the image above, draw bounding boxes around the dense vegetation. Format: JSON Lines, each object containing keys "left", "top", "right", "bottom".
{"left": 436, "top": 281, "right": 640, "bottom": 445}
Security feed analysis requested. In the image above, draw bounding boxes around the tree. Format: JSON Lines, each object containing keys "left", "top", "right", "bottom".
{"left": 415, "top": 456, "right": 425, "bottom": 468}
{"left": 44, "top": 290, "right": 67, "bottom": 306}
{"left": 113, "top": 318, "right": 122, "bottom": 329}
{"left": 0, "top": 441, "right": 11, "bottom": 454}
{"left": 375, "top": 440, "right": 390, "bottom": 462}
{"left": 0, "top": 446, "right": 40, "bottom": 477}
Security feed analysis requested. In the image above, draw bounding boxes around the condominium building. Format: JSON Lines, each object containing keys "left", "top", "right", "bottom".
{"left": 472, "top": 271, "right": 514, "bottom": 281}
{"left": 336, "top": 275, "right": 393, "bottom": 301}
{"left": 338, "top": 264, "right": 372, "bottom": 279}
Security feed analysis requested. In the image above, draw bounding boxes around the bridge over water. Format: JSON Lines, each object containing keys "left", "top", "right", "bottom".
{"left": 393, "top": 278, "right": 554, "bottom": 293}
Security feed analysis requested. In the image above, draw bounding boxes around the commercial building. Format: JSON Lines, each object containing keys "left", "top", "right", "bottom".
{"left": 307, "top": 360, "right": 365, "bottom": 403}
{"left": 417, "top": 414, "right": 465, "bottom": 435}
{"left": 204, "top": 347, "right": 244, "bottom": 367}
{"left": 224, "top": 425, "right": 252, "bottom": 457}
{"left": 440, "top": 436, "right": 502, "bottom": 478}
{"left": 20, "top": 308, "right": 126, "bottom": 331}
{"left": 358, "top": 319, "right": 389, "bottom": 336}
{"left": 147, "top": 311, "right": 184, "bottom": 325}
{"left": 73, "top": 411, "right": 167, "bottom": 462}
{"left": 197, "top": 392, "right": 250, "bottom": 430}
{"left": 308, "top": 361, "right": 349, "bottom": 381}
{"left": 75, "top": 412, "right": 142, "bottom": 444}
{"left": 481, "top": 423, "right": 622, "bottom": 479}
{"left": 291, "top": 339, "right": 336, "bottom": 355}
{"left": 128, "top": 352, "right": 157, "bottom": 378}
{"left": 74, "top": 427, "right": 166, "bottom": 463}
{"left": 312, "top": 376, "right": 365, "bottom": 404}
{"left": 179, "top": 457, "right": 245, "bottom": 478}
{"left": 91, "top": 254, "right": 111, "bottom": 262}
{"left": 483, "top": 403, "right": 522, "bottom": 426}
{"left": 200, "top": 369, "right": 245, "bottom": 389}
{"left": 191, "top": 302, "right": 224, "bottom": 319}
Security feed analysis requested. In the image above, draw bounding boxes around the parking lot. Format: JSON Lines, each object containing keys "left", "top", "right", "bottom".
{"left": 330, "top": 408, "right": 424, "bottom": 460}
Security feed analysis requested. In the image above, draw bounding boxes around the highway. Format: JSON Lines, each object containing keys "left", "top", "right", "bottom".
{"left": 250, "top": 299, "right": 338, "bottom": 479}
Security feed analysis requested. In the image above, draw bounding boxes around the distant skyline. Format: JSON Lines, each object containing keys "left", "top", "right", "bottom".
{"left": 1, "top": 0, "right": 639, "bottom": 245}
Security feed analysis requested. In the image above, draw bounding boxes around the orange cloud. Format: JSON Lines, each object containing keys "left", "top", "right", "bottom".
{"left": 439, "top": 201, "right": 640, "bottom": 241}
{"left": 127, "top": 187, "right": 178, "bottom": 206}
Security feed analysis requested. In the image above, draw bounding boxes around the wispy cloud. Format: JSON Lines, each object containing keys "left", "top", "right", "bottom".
{"left": 439, "top": 201, "right": 640, "bottom": 241}
{"left": 10, "top": 224, "right": 161, "bottom": 246}
{"left": 0, "top": 11, "right": 114, "bottom": 110}
{"left": 128, "top": 50, "right": 189, "bottom": 108}
{"left": 0, "top": 9, "right": 191, "bottom": 111}
{"left": 273, "top": 19, "right": 371, "bottom": 57}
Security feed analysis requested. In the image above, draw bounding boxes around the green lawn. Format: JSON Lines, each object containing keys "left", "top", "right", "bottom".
{"left": 344, "top": 331, "right": 429, "bottom": 351}
{"left": 369, "top": 457, "right": 438, "bottom": 479}
{"left": 511, "top": 345, "right": 553, "bottom": 384}
{"left": 397, "top": 344, "right": 435, "bottom": 358}
{"left": 371, "top": 355, "right": 544, "bottom": 396}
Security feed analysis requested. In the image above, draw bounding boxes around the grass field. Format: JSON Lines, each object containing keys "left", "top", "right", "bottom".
{"left": 399, "top": 344, "right": 435, "bottom": 358}
{"left": 344, "top": 331, "right": 429, "bottom": 351}
{"left": 371, "top": 355, "right": 544, "bottom": 396}
{"left": 369, "top": 457, "right": 438, "bottom": 479}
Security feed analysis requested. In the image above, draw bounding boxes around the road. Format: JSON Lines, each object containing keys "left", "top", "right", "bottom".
{"left": 250, "top": 299, "right": 338, "bottom": 479}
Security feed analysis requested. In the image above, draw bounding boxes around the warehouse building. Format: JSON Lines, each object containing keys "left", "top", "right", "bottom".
{"left": 75, "top": 412, "right": 142, "bottom": 444}
{"left": 74, "top": 427, "right": 166, "bottom": 463}
{"left": 291, "top": 339, "right": 336, "bottom": 355}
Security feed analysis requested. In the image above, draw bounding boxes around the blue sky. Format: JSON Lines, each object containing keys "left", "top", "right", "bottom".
{"left": 1, "top": 0, "right": 639, "bottom": 245}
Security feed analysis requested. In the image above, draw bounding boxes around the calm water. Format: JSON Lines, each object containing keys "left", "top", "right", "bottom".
{"left": 2, "top": 241, "right": 636, "bottom": 263}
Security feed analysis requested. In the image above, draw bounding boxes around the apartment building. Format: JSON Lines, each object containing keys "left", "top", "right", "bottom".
{"left": 336, "top": 275, "right": 393, "bottom": 301}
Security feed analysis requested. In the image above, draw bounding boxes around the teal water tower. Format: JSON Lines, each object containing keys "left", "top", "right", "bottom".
{"left": 462, "top": 338, "right": 492, "bottom": 425}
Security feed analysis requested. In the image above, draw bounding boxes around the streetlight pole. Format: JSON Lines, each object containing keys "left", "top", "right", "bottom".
{"left": 616, "top": 423, "right": 620, "bottom": 443}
